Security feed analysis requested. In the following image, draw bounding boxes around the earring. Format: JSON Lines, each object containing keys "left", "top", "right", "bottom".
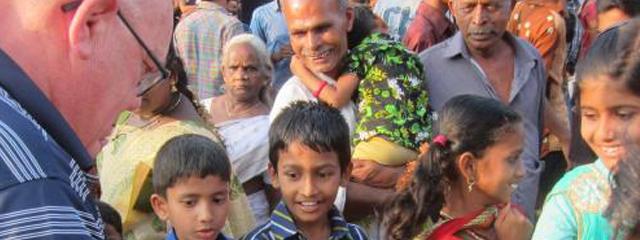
{"left": 171, "top": 81, "right": 178, "bottom": 93}
{"left": 467, "top": 178, "right": 475, "bottom": 193}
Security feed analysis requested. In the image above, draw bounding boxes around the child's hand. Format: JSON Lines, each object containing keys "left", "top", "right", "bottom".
{"left": 272, "top": 45, "right": 294, "bottom": 62}
{"left": 290, "top": 55, "right": 309, "bottom": 77}
{"left": 495, "top": 203, "right": 533, "bottom": 240}
{"left": 351, "top": 159, "right": 401, "bottom": 189}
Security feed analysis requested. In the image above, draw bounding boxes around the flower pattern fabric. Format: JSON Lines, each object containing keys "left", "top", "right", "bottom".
{"left": 347, "top": 32, "right": 432, "bottom": 150}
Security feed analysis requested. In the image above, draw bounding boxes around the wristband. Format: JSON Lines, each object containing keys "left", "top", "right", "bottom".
{"left": 312, "top": 81, "right": 328, "bottom": 98}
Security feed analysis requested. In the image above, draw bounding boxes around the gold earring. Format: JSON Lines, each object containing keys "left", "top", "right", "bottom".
{"left": 467, "top": 178, "right": 475, "bottom": 193}
{"left": 171, "top": 82, "right": 178, "bottom": 93}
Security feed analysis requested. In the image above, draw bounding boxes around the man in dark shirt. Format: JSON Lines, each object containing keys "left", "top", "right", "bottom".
{"left": 0, "top": 0, "right": 174, "bottom": 238}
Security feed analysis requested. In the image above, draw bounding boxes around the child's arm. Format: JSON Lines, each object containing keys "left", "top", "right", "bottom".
{"left": 290, "top": 55, "right": 359, "bottom": 108}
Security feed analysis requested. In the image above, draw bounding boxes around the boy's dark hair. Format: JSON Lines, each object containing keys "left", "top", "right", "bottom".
{"left": 96, "top": 200, "right": 123, "bottom": 236}
{"left": 269, "top": 101, "right": 351, "bottom": 173}
{"left": 153, "top": 134, "right": 231, "bottom": 197}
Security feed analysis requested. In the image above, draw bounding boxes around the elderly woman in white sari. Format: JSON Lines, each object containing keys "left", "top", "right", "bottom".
{"left": 204, "top": 34, "right": 274, "bottom": 225}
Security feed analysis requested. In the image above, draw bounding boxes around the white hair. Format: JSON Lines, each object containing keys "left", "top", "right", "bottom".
{"left": 222, "top": 33, "right": 274, "bottom": 82}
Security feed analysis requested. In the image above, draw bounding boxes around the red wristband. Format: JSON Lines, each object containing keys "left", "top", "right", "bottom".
{"left": 312, "top": 81, "right": 328, "bottom": 98}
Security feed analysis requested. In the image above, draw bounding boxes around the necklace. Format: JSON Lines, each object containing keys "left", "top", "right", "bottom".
{"left": 156, "top": 93, "right": 183, "bottom": 116}
{"left": 138, "top": 93, "right": 183, "bottom": 129}
{"left": 223, "top": 98, "right": 263, "bottom": 118}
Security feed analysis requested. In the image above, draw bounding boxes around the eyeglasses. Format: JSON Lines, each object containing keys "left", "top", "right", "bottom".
{"left": 62, "top": 0, "right": 170, "bottom": 97}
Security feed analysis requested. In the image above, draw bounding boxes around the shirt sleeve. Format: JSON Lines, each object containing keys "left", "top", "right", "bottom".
{"left": 0, "top": 179, "right": 105, "bottom": 239}
{"left": 532, "top": 193, "right": 578, "bottom": 240}
{"left": 250, "top": 9, "right": 267, "bottom": 42}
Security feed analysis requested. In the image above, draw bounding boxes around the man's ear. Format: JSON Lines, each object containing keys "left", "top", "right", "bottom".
{"left": 150, "top": 194, "right": 169, "bottom": 221}
{"left": 447, "top": 0, "right": 456, "bottom": 21}
{"left": 268, "top": 163, "right": 280, "bottom": 190}
{"left": 345, "top": 6, "right": 355, "bottom": 32}
{"left": 341, "top": 161, "right": 353, "bottom": 187}
{"left": 68, "top": 0, "right": 118, "bottom": 59}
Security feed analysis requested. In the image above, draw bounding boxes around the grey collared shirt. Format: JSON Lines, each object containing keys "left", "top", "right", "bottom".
{"left": 420, "top": 31, "right": 545, "bottom": 169}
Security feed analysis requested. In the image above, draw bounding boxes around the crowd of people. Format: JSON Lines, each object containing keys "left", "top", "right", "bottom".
{"left": 0, "top": 0, "right": 639, "bottom": 239}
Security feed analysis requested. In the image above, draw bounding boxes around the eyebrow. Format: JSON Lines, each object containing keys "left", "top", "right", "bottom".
{"left": 179, "top": 190, "right": 229, "bottom": 198}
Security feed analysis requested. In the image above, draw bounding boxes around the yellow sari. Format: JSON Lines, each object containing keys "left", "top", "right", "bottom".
{"left": 97, "top": 112, "right": 255, "bottom": 240}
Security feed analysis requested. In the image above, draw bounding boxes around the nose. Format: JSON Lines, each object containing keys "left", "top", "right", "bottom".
{"left": 197, "top": 202, "right": 215, "bottom": 223}
{"left": 300, "top": 175, "right": 319, "bottom": 197}
{"left": 233, "top": 68, "right": 249, "bottom": 81}
{"left": 514, "top": 159, "right": 526, "bottom": 181}
{"left": 471, "top": 6, "right": 489, "bottom": 25}
{"left": 305, "top": 31, "right": 322, "bottom": 51}
{"left": 595, "top": 115, "right": 618, "bottom": 143}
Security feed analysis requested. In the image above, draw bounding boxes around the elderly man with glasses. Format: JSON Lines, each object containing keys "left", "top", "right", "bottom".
{"left": 0, "top": 0, "right": 173, "bottom": 238}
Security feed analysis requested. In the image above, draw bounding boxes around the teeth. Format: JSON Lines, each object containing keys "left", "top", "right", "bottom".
{"left": 301, "top": 201, "right": 317, "bottom": 206}
{"left": 510, "top": 184, "right": 518, "bottom": 190}
{"left": 309, "top": 49, "right": 331, "bottom": 58}
{"left": 603, "top": 147, "right": 619, "bottom": 156}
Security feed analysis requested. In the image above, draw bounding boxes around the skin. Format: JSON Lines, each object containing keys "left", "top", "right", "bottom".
{"left": 269, "top": 141, "right": 351, "bottom": 240}
{"left": 104, "top": 224, "right": 123, "bottom": 240}
{"left": 210, "top": 43, "right": 270, "bottom": 124}
{"left": 281, "top": 0, "right": 354, "bottom": 79}
{"left": 151, "top": 176, "right": 230, "bottom": 240}
{"left": 137, "top": 77, "right": 175, "bottom": 119}
{"left": 281, "top": 0, "right": 395, "bottom": 220}
{"left": 444, "top": 124, "right": 532, "bottom": 239}
{"left": 450, "top": 0, "right": 571, "bottom": 160}
{"left": 579, "top": 76, "right": 640, "bottom": 170}
{"left": 597, "top": 8, "right": 630, "bottom": 32}
{"left": 449, "top": 0, "right": 512, "bottom": 57}
{"left": 0, "top": 0, "right": 174, "bottom": 156}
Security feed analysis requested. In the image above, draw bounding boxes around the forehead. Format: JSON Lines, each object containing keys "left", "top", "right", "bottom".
{"left": 278, "top": 142, "right": 340, "bottom": 169}
{"left": 454, "top": 0, "right": 507, "bottom": 5}
{"left": 168, "top": 175, "right": 229, "bottom": 196}
{"left": 580, "top": 76, "right": 640, "bottom": 107}
{"left": 282, "top": 0, "right": 343, "bottom": 29}
{"left": 489, "top": 125, "right": 524, "bottom": 152}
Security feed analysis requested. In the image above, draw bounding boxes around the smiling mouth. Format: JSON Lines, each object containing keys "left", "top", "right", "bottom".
{"left": 306, "top": 48, "right": 333, "bottom": 61}
{"left": 601, "top": 146, "right": 623, "bottom": 158}
{"left": 297, "top": 200, "right": 322, "bottom": 213}
{"left": 510, "top": 183, "right": 518, "bottom": 190}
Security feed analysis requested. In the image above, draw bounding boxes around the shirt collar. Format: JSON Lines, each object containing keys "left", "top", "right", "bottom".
{"left": 197, "top": 1, "right": 229, "bottom": 13}
{"left": 443, "top": 31, "right": 538, "bottom": 64}
{"left": 269, "top": 201, "right": 351, "bottom": 239}
{"left": 165, "top": 228, "right": 228, "bottom": 240}
{"left": 0, "top": 49, "right": 93, "bottom": 170}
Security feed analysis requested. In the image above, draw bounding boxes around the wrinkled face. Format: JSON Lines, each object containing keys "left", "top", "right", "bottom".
{"left": 76, "top": 0, "right": 174, "bottom": 155}
{"left": 450, "top": 0, "right": 511, "bottom": 53}
{"left": 473, "top": 125, "right": 525, "bottom": 204}
{"left": 154, "top": 176, "right": 230, "bottom": 240}
{"left": 270, "top": 141, "right": 348, "bottom": 227}
{"left": 282, "top": 0, "right": 353, "bottom": 78}
{"left": 222, "top": 44, "right": 268, "bottom": 103}
{"left": 580, "top": 76, "right": 640, "bottom": 169}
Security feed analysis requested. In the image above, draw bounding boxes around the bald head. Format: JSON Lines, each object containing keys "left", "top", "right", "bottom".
{"left": 0, "top": 0, "right": 174, "bottom": 156}
{"left": 280, "top": 0, "right": 353, "bottom": 78}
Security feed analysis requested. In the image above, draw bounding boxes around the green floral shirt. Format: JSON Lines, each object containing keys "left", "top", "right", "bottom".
{"left": 347, "top": 32, "right": 432, "bottom": 149}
